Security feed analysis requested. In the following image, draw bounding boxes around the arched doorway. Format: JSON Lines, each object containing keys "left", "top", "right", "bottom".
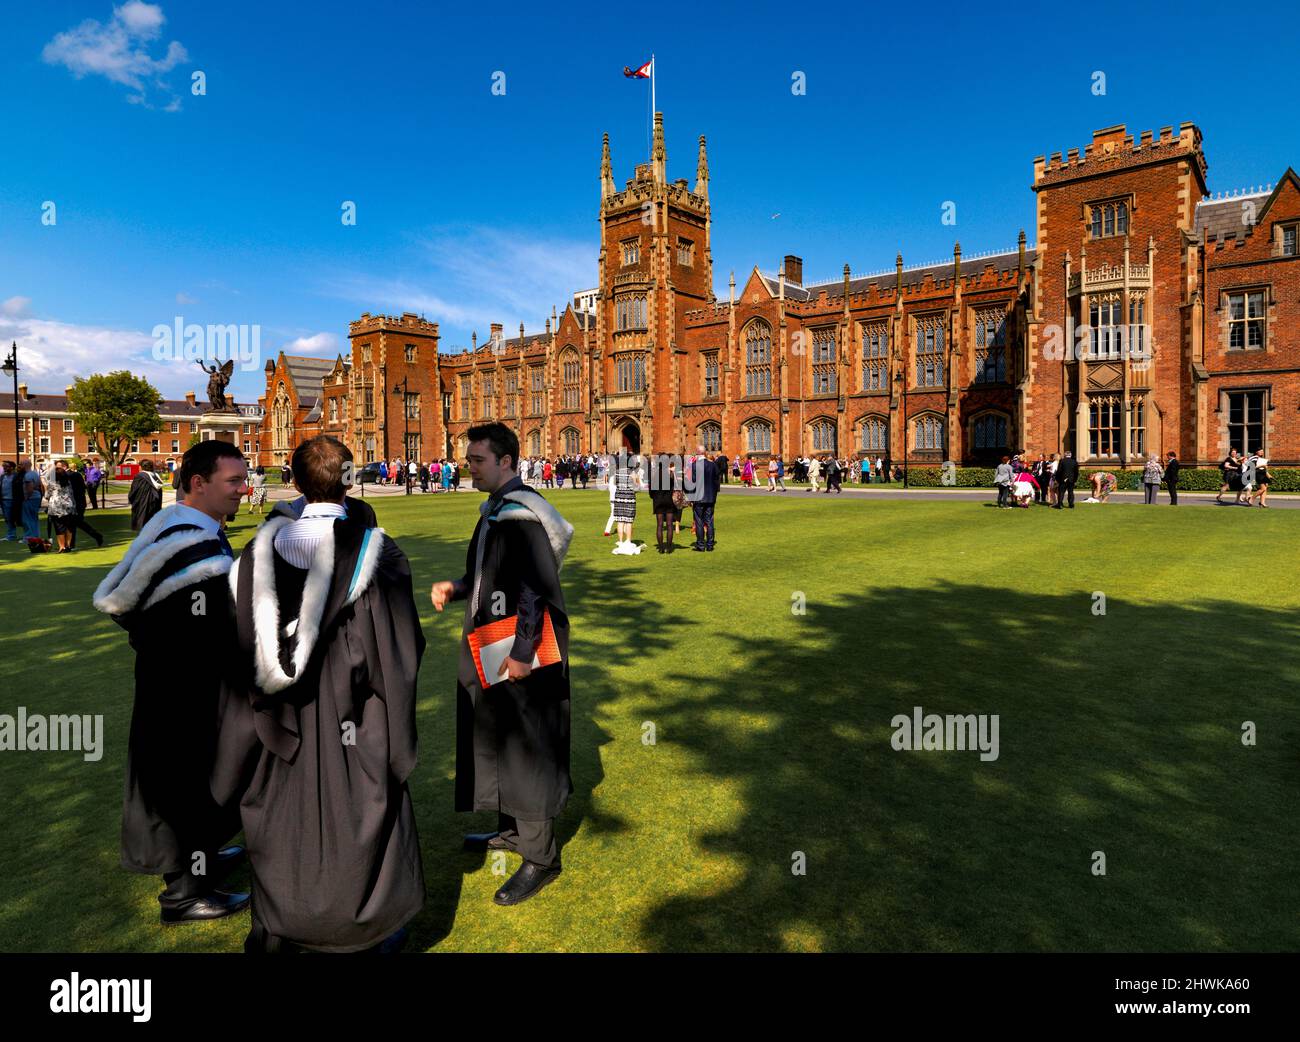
{"left": 609, "top": 418, "right": 641, "bottom": 454}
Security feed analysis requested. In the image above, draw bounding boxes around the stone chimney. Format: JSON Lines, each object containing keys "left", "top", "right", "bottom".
{"left": 18, "top": 383, "right": 28, "bottom": 400}
{"left": 784, "top": 255, "right": 803, "bottom": 286}
{"left": 185, "top": 391, "right": 196, "bottom": 407}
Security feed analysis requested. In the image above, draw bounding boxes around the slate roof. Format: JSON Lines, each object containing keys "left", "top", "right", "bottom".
{"left": 759, "top": 247, "right": 1035, "bottom": 302}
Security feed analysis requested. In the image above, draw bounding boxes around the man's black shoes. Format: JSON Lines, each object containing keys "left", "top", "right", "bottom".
{"left": 160, "top": 889, "right": 250, "bottom": 925}
{"left": 493, "top": 861, "right": 561, "bottom": 906}
{"left": 464, "top": 831, "right": 512, "bottom": 852}
{"left": 692, "top": 544, "right": 706, "bottom": 551}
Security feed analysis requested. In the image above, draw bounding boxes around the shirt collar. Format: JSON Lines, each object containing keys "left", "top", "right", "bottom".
{"left": 301, "top": 501, "right": 347, "bottom": 520}
{"left": 168, "top": 503, "right": 222, "bottom": 536}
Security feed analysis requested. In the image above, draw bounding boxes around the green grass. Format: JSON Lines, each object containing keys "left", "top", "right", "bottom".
{"left": 1, "top": 492, "right": 1297, "bottom": 952}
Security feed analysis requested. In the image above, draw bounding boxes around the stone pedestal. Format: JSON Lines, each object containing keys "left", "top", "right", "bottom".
{"left": 197, "top": 410, "right": 243, "bottom": 448}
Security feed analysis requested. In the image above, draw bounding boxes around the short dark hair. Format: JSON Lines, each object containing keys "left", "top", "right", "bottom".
{"left": 466, "top": 423, "right": 518, "bottom": 471}
{"left": 180, "top": 440, "right": 244, "bottom": 492}
{"left": 291, "top": 435, "right": 352, "bottom": 502}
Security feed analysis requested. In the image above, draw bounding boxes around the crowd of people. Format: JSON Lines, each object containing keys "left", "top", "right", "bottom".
{"left": 1215, "top": 448, "right": 1273, "bottom": 508}
{"left": 2, "top": 455, "right": 105, "bottom": 550}
{"left": 993, "top": 451, "right": 1183, "bottom": 508}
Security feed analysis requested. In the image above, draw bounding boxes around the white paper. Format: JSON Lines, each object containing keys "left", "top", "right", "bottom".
{"left": 478, "top": 630, "right": 542, "bottom": 687}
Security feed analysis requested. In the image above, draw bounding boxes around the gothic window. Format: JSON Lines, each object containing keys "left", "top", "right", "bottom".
{"left": 915, "top": 315, "right": 945, "bottom": 387}
{"left": 703, "top": 352, "right": 719, "bottom": 398}
{"left": 745, "top": 418, "right": 772, "bottom": 453}
{"left": 812, "top": 327, "right": 837, "bottom": 394}
{"left": 1089, "top": 199, "right": 1130, "bottom": 239}
{"left": 1088, "top": 295, "right": 1123, "bottom": 359}
{"left": 621, "top": 238, "right": 640, "bottom": 266}
{"left": 616, "top": 295, "right": 648, "bottom": 331}
{"left": 811, "top": 418, "right": 836, "bottom": 452}
{"left": 505, "top": 369, "right": 519, "bottom": 395}
{"left": 1088, "top": 396, "right": 1121, "bottom": 457}
{"left": 616, "top": 353, "right": 646, "bottom": 393}
{"left": 914, "top": 415, "right": 943, "bottom": 451}
{"left": 1129, "top": 294, "right": 1146, "bottom": 359}
{"left": 972, "top": 413, "right": 1008, "bottom": 452}
{"left": 459, "top": 374, "right": 470, "bottom": 420}
{"left": 860, "top": 415, "right": 887, "bottom": 452}
{"left": 363, "top": 385, "right": 374, "bottom": 418}
{"left": 561, "top": 349, "right": 580, "bottom": 410}
{"left": 861, "top": 324, "right": 888, "bottom": 391}
{"left": 745, "top": 321, "right": 772, "bottom": 396}
{"left": 1128, "top": 397, "right": 1145, "bottom": 456}
{"left": 1281, "top": 223, "right": 1297, "bottom": 256}
{"left": 1227, "top": 290, "right": 1266, "bottom": 350}
{"left": 973, "top": 309, "right": 1007, "bottom": 383}
{"left": 562, "top": 427, "right": 580, "bottom": 455}
{"left": 677, "top": 238, "right": 694, "bottom": 266}
{"left": 528, "top": 430, "right": 541, "bottom": 455}
{"left": 404, "top": 393, "right": 419, "bottom": 419}
{"left": 699, "top": 420, "right": 722, "bottom": 452}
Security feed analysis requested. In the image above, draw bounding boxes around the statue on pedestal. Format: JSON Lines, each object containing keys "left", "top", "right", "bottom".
{"left": 195, "top": 359, "right": 236, "bottom": 412}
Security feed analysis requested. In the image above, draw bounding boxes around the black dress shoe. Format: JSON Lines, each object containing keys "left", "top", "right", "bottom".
{"left": 692, "top": 545, "right": 706, "bottom": 552}
{"left": 463, "top": 831, "right": 511, "bottom": 852}
{"left": 493, "top": 862, "right": 561, "bottom": 906}
{"left": 160, "top": 889, "right": 250, "bottom": 925}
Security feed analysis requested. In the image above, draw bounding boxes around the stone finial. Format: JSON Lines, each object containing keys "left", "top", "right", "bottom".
{"left": 601, "top": 133, "right": 614, "bottom": 200}
{"left": 695, "top": 135, "right": 709, "bottom": 199}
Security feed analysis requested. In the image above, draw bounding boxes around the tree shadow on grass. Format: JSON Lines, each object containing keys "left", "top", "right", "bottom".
{"left": 635, "top": 581, "right": 1300, "bottom": 952}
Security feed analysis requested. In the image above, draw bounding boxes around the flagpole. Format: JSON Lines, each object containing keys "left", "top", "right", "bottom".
{"left": 651, "top": 52, "right": 656, "bottom": 119}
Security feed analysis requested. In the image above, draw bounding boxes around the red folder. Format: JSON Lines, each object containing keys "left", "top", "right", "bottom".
{"left": 467, "top": 607, "right": 561, "bottom": 688}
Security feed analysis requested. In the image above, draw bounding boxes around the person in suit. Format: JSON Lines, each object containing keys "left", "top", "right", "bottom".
{"left": 1054, "top": 450, "right": 1079, "bottom": 509}
{"left": 1163, "top": 451, "right": 1181, "bottom": 506}
{"left": 691, "top": 445, "right": 720, "bottom": 551}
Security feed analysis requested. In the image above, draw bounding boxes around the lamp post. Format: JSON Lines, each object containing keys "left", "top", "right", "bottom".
{"left": 392, "top": 377, "right": 414, "bottom": 495}
{"left": 2, "top": 342, "right": 18, "bottom": 462}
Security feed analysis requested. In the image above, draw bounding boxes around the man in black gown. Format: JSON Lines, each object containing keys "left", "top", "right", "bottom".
{"left": 127, "top": 460, "right": 164, "bottom": 530}
{"left": 431, "top": 423, "right": 575, "bottom": 906}
{"left": 93, "top": 441, "right": 250, "bottom": 924}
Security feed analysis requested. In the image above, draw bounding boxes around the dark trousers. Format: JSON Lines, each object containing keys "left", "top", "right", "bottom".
{"left": 87, "top": 483, "right": 100, "bottom": 509}
{"left": 69, "top": 512, "right": 102, "bottom": 549}
{"left": 692, "top": 501, "right": 715, "bottom": 548}
{"left": 1168, "top": 485, "right": 1178, "bottom": 505}
{"left": 1033, "top": 478, "right": 1045, "bottom": 503}
{"left": 159, "top": 846, "right": 224, "bottom": 909}
{"left": 497, "top": 812, "right": 559, "bottom": 869}
{"left": 996, "top": 484, "right": 1010, "bottom": 507}
{"left": 1056, "top": 481, "right": 1075, "bottom": 508}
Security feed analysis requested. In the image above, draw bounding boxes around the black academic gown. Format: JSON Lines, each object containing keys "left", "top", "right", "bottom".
{"left": 454, "top": 483, "right": 573, "bottom": 822}
{"left": 213, "top": 507, "right": 425, "bottom": 952}
{"left": 128, "top": 472, "right": 163, "bottom": 530}
{"left": 92, "top": 507, "right": 241, "bottom": 875}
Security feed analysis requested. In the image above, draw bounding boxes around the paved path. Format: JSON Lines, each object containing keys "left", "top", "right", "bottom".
{"left": 714, "top": 483, "right": 1299, "bottom": 509}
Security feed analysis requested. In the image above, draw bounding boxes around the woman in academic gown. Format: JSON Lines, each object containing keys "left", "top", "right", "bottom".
{"left": 128, "top": 461, "right": 164, "bottom": 530}
{"left": 213, "top": 501, "right": 426, "bottom": 953}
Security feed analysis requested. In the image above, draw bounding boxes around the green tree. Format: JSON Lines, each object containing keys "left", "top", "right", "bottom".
{"left": 66, "top": 372, "right": 163, "bottom": 469}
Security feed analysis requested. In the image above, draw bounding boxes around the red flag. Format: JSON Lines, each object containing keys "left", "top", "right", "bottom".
{"left": 623, "top": 59, "right": 652, "bottom": 79}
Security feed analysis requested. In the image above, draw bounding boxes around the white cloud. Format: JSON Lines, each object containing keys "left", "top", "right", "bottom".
{"left": 0, "top": 313, "right": 201, "bottom": 399}
{"left": 282, "top": 332, "right": 341, "bottom": 355}
{"left": 324, "top": 226, "right": 597, "bottom": 347}
{"left": 175, "top": 291, "right": 197, "bottom": 305}
{"left": 2, "top": 296, "right": 32, "bottom": 317}
{"left": 42, "top": 2, "right": 188, "bottom": 109}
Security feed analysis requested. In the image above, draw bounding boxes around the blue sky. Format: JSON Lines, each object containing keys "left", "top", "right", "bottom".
{"left": 2, "top": 0, "right": 1298, "bottom": 404}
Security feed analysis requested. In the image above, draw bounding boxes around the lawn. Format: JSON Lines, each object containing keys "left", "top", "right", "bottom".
{"left": 1, "top": 491, "right": 1297, "bottom": 952}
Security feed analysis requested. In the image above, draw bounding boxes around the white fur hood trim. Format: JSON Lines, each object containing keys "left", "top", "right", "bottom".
{"left": 482, "top": 489, "right": 574, "bottom": 570}
{"left": 92, "top": 506, "right": 230, "bottom": 615}
{"left": 243, "top": 515, "right": 388, "bottom": 694}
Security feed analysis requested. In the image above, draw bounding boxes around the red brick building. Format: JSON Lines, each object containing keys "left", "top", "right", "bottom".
{"left": 257, "top": 117, "right": 1300, "bottom": 470}
{"left": 0, "top": 382, "right": 262, "bottom": 473}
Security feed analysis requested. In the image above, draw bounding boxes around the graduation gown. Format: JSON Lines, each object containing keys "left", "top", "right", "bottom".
{"left": 213, "top": 507, "right": 425, "bottom": 952}
{"left": 128, "top": 472, "right": 163, "bottom": 530}
{"left": 455, "top": 485, "right": 574, "bottom": 821}
{"left": 92, "top": 506, "right": 241, "bottom": 875}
